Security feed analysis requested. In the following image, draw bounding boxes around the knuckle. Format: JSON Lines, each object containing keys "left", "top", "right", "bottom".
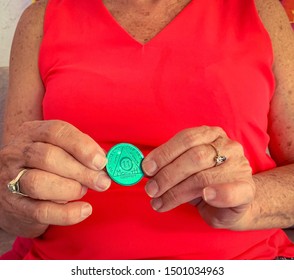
{"left": 200, "top": 125, "right": 225, "bottom": 137}
{"left": 211, "top": 126, "right": 226, "bottom": 136}
{"left": 58, "top": 205, "right": 82, "bottom": 225}
{"left": 240, "top": 159, "right": 252, "bottom": 173}
{"left": 49, "top": 121, "right": 97, "bottom": 160}
{"left": 164, "top": 188, "right": 181, "bottom": 207}
{"left": 26, "top": 171, "right": 40, "bottom": 197}
{"left": 230, "top": 140, "right": 244, "bottom": 155}
{"left": 192, "top": 171, "right": 214, "bottom": 187}
{"left": 156, "top": 146, "right": 174, "bottom": 165}
{"left": 51, "top": 120, "right": 73, "bottom": 140}
{"left": 39, "top": 120, "right": 72, "bottom": 143}
{"left": 42, "top": 144, "right": 55, "bottom": 166}
{"left": 179, "top": 126, "right": 226, "bottom": 150}
{"left": 33, "top": 204, "right": 49, "bottom": 224}
{"left": 156, "top": 168, "right": 173, "bottom": 189}
{"left": 77, "top": 141, "right": 99, "bottom": 163}
{"left": 222, "top": 191, "right": 235, "bottom": 206}
{"left": 25, "top": 142, "right": 55, "bottom": 168}
{"left": 23, "top": 141, "right": 54, "bottom": 167}
{"left": 25, "top": 120, "right": 50, "bottom": 140}
{"left": 70, "top": 182, "right": 84, "bottom": 200}
{"left": 189, "top": 147, "right": 208, "bottom": 165}
{"left": 32, "top": 203, "right": 76, "bottom": 225}
{"left": 180, "top": 128, "right": 199, "bottom": 149}
{"left": 59, "top": 210, "right": 74, "bottom": 225}
{"left": 78, "top": 167, "right": 96, "bottom": 187}
{"left": 40, "top": 122, "right": 56, "bottom": 140}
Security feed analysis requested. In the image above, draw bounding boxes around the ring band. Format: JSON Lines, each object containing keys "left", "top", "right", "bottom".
{"left": 7, "top": 169, "right": 28, "bottom": 197}
{"left": 209, "top": 143, "right": 227, "bottom": 167}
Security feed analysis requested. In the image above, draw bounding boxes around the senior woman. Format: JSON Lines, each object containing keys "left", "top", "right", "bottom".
{"left": 0, "top": 0, "right": 294, "bottom": 259}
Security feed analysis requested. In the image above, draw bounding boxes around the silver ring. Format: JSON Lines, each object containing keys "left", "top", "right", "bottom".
{"left": 7, "top": 169, "right": 28, "bottom": 197}
{"left": 209, "top": 143, "right": 227, "bottom": 167}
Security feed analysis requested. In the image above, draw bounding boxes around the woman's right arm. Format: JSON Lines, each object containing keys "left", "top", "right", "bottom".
{"left": 2, "top": 1, "right": 46, "bottom": 142}
{"left": 0, "top": 1, "right": 111, "bottom": 238}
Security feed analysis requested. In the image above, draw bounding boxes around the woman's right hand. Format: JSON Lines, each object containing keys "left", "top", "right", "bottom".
{"left": 0, "top": 120, "right": 111, "bottom": 238}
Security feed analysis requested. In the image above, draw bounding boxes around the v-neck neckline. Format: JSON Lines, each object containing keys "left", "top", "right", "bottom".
{"left": 99, "top": 0, "right": 194, "bottom": 47}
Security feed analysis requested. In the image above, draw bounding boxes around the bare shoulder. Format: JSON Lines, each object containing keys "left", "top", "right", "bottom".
{"left": 254, "top": 0, "right": 294, "bottom": 92}
{"left": 19, "top": 0, "right": 48, "bottom": 21}
{"left": 11, "top": 0, "right": 48, "bottom": 60}
{"left": 16, "top": 0, "right": 48, "bottom": 34}
{"left": 254, "top": 0, "right": 294, "bottom": 56}
{"left": 23, "top": 0, "right": 48, "bottom": 15}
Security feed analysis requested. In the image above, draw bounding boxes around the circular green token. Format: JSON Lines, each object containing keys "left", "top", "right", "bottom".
{"left": 106, "top": 143, "right": 144, "bottom": 186}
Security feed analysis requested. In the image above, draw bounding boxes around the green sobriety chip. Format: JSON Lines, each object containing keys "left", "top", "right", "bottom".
{"left": 106, "top": 143, "right": 144, "bottom": 186}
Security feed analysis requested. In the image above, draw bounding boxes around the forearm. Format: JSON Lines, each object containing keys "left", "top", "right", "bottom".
{"left": 251, "top": 164, "right": 294, "bottom": 229}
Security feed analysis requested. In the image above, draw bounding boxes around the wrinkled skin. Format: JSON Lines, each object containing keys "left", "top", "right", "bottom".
{"left": 142, "top": 126, "right": 256, "bottom": 230}
{"left": 0, "top": 120, "right": 110, "bottom": 237}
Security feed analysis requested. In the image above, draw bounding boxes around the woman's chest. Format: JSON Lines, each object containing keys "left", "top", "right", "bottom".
{"left": 102, "top": 0, "right": 192, "bottom": 44}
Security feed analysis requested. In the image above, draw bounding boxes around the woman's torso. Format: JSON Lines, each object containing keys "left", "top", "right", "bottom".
{"left": 24, "top": 0, "right": 294, "bottom": 259}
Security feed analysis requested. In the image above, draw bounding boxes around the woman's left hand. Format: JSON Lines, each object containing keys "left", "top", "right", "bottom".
{"left": 142, "top": 126, "right": 256, "bottom": 230}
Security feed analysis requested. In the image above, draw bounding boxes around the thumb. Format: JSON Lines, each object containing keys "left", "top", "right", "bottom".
{"left": 202, "top": 181, "right": 255, "bottom": 208}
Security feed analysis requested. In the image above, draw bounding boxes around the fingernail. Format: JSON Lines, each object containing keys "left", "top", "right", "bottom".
{"left": 93, "top": 154, "right": 107, "bottom": 170}
{"left": 95, "top": 173, "right": 111, "bottom": 191}
{"left": 143, "top": 160, "right": 158, "bottom": 176}
{"left": 151, "top": 198, "right": 163, "bottom": 211}
{"left": 203, "top": 187, "right": 216, "bottom": 201}
{"left": 81, "top": 204, "right": 92, "bottom": 218}
{"left": 145, "top": 180, "right": 159, "bottom": 197}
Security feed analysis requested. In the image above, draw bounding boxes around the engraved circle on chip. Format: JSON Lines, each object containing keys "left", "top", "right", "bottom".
{"left": 120, "top": 157, "right": 133, "bottom": 171}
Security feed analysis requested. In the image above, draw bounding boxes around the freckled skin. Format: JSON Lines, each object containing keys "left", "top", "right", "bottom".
{"left": 103, "top": 0, "right": 192, "bottom": 44}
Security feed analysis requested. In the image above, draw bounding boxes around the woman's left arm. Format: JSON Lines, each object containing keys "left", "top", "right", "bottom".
{"left": 250, "top": 0, "right": 294, "bottom": 229}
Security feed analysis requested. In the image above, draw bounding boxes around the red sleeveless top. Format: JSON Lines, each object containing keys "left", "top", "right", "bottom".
{"left": 25, "top": 0, "right": 294, "bottom": 259}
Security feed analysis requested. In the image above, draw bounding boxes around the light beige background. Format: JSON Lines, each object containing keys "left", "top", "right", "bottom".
{"left": 0, "top": 0, "right": 31, "bottom": 66}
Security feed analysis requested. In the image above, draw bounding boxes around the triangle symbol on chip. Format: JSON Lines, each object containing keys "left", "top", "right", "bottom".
{"left": 113, "top": 147, "right": 142, "bottom": 177}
